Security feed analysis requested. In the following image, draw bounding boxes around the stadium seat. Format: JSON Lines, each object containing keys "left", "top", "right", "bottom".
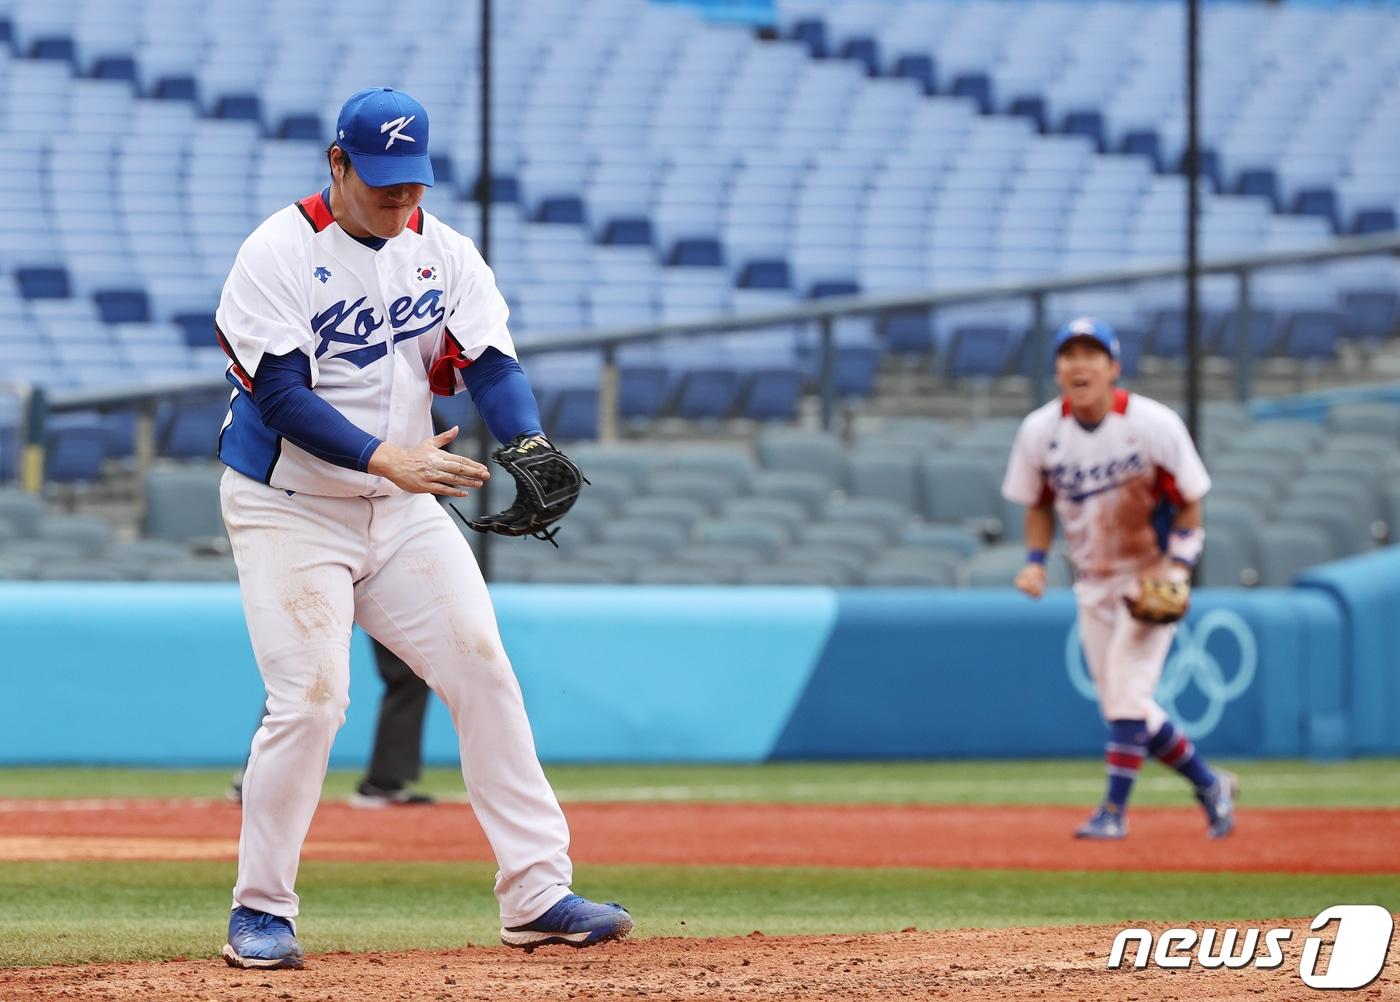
{"left": 142, "top": 464, "right": 225, "bottom": 544}
{"left": 863, "top": 557, "right": 958, "bottom": 588}
{"left": 1256, "top": 522, "right": 1333, "bottom": 586}
{"left": 16, "top": 267, "right": 71, "bottom": 300}
{"left": 94, "top": 289, "right": 150, "bottom": 324}
{"left": 694, "top": 517, "right": 791, "bottom": 559}
{"left": 1340, "top": 291, "right": 1398, "bottom": 343}
{"left": 920, "top": 455, "right": 1003, "bottom": 530}
{"left": 0, "top": 490, "right": 45, "bottom": 536}
{"left": 44, "top": 414, "right": 106, "bottom": 484}
{"left": 945, "top": 325, "right": 1019, "bottom": 379}
{"left": 1279, "top": 311, "right": 1343, "bottom": 361}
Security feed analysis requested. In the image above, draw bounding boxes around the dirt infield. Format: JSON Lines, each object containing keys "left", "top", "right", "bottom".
{"left": 3, "top": 801, "right": 1397, "bottom": 999}
{"left": 2, "top": 920, "right": 1395, "bottom": 1001}
{"left": 0, "top": 798, "right": 1396, "bottom": 873}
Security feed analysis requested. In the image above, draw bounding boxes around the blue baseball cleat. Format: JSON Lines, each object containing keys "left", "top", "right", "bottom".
{"left": 1074, "top": 804, "right": 1128, "bottom": 840}
{"left": 1196, "top": 771, "right": 1238, "bottom": 839}
{"left": 501, "top": 894, "right": 633, "bottom": 951}
{"left": 222, "top": 905, "right": 305, "bottom": 969}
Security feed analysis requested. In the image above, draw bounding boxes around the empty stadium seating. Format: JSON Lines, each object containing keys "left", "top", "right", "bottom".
{"left": 4, "top": 389, "right": 1400, "bottom": 584}
{"left": 1, "top": 0, "right": 1398, "bottom": 590}
{"left": 0, "top": 0, "right": 1395, "bottom": 455}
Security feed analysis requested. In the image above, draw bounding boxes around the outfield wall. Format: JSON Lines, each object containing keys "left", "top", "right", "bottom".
{"left": 0, "top": 549, "right": 1395, "bottom": 765}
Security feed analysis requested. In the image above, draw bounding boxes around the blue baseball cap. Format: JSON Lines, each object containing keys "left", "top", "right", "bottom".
{"left": 334, "top": 87, "right": 434, "bottom": 188}
{"left": 1054, "top": 316, "right": 1120, "bottom": 361}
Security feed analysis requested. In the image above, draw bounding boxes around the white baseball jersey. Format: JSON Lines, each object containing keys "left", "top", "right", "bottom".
{"left": 215, "top": 190, "right": 514, "bottom": 497}
{"left": 1002, "top": 389, "right": 1211, "bottom": 579}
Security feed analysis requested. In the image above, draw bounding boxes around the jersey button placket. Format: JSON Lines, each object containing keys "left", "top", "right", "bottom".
{"left": 371, "top": 253, "right": 397, "bottom": 456}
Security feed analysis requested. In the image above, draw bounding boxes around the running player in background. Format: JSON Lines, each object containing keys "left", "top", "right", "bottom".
{"left": 1001, "top": 317, "right": 1237, "bottom": 841}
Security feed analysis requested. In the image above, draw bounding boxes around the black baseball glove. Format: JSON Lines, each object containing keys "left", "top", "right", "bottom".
{"left": 452, "top": 435, "right": 587, "bottom": 546}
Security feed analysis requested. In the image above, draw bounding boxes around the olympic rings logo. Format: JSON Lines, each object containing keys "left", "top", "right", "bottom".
{"left": 1064, "top": 609, "right": 1258, "bottom": 739}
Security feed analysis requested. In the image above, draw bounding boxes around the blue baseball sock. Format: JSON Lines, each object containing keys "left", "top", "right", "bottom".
{"left": 1147, "top": 721, "right": 1217, "bottom": 791}
{"left": 1103, "top": 719, "right": 1148, "bottom": 812}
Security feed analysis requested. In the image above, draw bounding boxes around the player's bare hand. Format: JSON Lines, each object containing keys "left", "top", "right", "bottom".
{"left": 367, "top": 427, "right": 491, "bottom": 496}
{"left": 1015, "top": 563, "right": 1047, "bottom": 599}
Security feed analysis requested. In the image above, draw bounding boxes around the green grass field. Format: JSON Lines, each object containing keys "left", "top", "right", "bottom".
{"left": 2, "top": 759, "right": 1396, "bottom": 968}
{"left": 5, "top": 757, "right": 1399, "bottom": 806}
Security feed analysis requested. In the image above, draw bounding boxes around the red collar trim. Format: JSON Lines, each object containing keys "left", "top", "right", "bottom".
{"left": 295, "top": 192, "right": 423, "bottom": 236}
{"left": 296, "top": 192, "right": 335, "bottom": 233}
{"left": 1060, "top": 389, "right": 1130, "bottom": 417}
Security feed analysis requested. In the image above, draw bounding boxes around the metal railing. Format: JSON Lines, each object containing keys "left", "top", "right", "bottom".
{"left": 16, "top": 230, "right": 1400, "bottom": 492}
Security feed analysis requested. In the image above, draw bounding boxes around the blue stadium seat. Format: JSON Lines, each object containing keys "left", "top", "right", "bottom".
{"left": 880, "top": 309, "right": 933, "bottom": 354}
{"left": 668, "top": 237, "right": 724, "bottom": 268}
{"left": 44, "top": 414, "right": 107, "bottom": 484}
{"left": 951, "top": 73, "right": 993, "bottom": 114}
{"left": 1008, "top": 96, "right": 1047, "bottom": 133}
{"left": 16, "top": 267, "right": 71, "bottom": 300}
{"left": 430, "top": 155, "right": 454, "bottom": 189}
{"left": 1176, "top": 148, "right": 1222, "bottom": 192}
{"left": 1061, "top": 110, "right": 1105, "bottom": 152}
{"left": 619, "top": 365, "right": 669, "bottom": 420}
{"left": 548, "top": 386, "right": 599, "bottom": 442}
{"left": 671, "top": 367, "right": 742, "bottom": 420}
{"left": 156, "top": 397, "right": 227, "bottom": 459}
{"left": 1292, "top": 187, "right": 1340, "bottom": 232}
{"left": 1353, "top": 208, "right": 1397, "bottom": 235}
{"left": 473, "top": 174, "right": 519, "bottom": 204}
{"left": 91, "top": 56, "right": 138, "bottom": 83}
{"left": 809, "top": 279, "right": 859, "bottom": 300}
{"left": 173, "top": 312, "right": 215, "bottom": 348}
{"left": 1213, "top": 309, "right": 1280, "bottom": 358}
{"left": 840, "top": 37, "right": 880, "bottom": 77}
{"left": 600, "top": 218, "right": 653, "bottom": 247}
{"left": 94, "top": 289, "right": 150, "bottom": 324}
{"left": 1234, "top": 168, "right": 1280, "bottom": 211}
{"left": 791, "top": 18, "right": 827, "bottom": 58}
{"left": 214, "top": 94, "right": 262, "bottom": 122}
{"left": 1120, "top": 130, "right": 1162, "bottom": 171}
{"left": 1280, "top": 310, "right": 1342, "bottom": 361}
{"left": 739, "top": 368, "right": 803, "bottom": 421}
{"left": 1148, "top": 309, "right": 1192, "bottom": 358}
{"left": 153, "top": 76, "right": 198, "bottom": 101}
{"left": 835, "top": 345, "right": 880, "bottom": 397}
{"left": 277, "top": 114, "right": 322, "bottom": 140}
{"left": 1341, "top": 291, "right": 1398, "bottom": 342}
{"left": 945, "top": 325, "right": 1018, "bottom": 378}
{"left": 893, "top": 54, "right": 936, "bottom": 95}
{"left": 738, "top": 260, "right": 792, "bottom": 290}
{"left": 536, "top": 196, "right": 586, "bottom": 225}
{"left": 30, "top": 36, "right": 76, "bottom": 64}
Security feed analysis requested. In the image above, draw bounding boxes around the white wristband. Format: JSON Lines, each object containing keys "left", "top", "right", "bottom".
{"left": 1168, "top": 527, "right": 1205, "bottom": 568}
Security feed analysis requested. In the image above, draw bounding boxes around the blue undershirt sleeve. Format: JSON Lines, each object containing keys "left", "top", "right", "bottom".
{"left": 252, "top": 350, "right": 382, "bottom": 473}
{"left": 460, "top": 346, "right": 545, "bottom": 444}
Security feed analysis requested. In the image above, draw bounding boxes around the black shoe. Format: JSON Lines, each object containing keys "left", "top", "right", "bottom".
{"left": 349, "top": 780, "right": 436, "bottom": 808}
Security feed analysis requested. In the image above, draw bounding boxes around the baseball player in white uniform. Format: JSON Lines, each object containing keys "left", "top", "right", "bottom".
{"left": 215, "top": 88, "right": 631, "bottom": 969}
{"left": 1002, "top": 318, "right": 1237, "bottom": 840}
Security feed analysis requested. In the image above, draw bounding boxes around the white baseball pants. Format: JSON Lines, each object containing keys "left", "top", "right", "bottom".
{"left": 220, "top": 468, "right": 572, "bottom": 926}
{"left": 1073, "top": 570, "right": 1175, "bottom": 731}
